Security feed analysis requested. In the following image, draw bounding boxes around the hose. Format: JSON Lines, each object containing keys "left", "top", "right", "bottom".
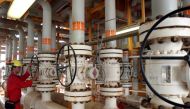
{"left": 140, "top": 6, "right": 190, "bottom": 108}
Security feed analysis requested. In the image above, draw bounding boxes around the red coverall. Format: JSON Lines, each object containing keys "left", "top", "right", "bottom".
{"left": 7, "top": 71, "right": 32, "bottom": 109}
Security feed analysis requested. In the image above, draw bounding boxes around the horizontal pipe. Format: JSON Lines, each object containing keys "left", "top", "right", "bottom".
{"left": 86, "top": 30, "right": 138, "bottom": 45}
{"left": 0, "top": 18, "right": 69, "bottom": 34}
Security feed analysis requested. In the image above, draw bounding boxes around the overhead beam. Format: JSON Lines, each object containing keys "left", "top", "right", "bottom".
{"left": 89, "top": 1, "right": 104, "bottom": 14}
{"left": 0, "top": 28, "right": 18, "bottom": 34}
{"left": 0, "top": 18, "right": 69, "bottom": 34}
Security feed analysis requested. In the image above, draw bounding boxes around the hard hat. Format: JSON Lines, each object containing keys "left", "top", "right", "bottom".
{"left": 12, "top": 60, "right": 23, "bottom": 67}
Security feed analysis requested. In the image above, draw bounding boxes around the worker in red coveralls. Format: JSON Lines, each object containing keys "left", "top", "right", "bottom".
{"left": 5, "top": 60, "right": 32, "bottom": 109}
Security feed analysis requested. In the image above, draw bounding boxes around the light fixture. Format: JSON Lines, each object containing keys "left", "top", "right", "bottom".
{"left": 59, "top": 40, "right": 65, "bottom": 43}
{"left": 116, "top": 25, "right": 140, "bottom": 35}
{"left": 1, "top": 45, "right": 6, "bottom": 48}
{"left": 15, "top": 35, "right": 20, "bottom": 38}
{"left": 34, "top": 37, "right": 38, "bottom": 40}
{"left": 7, "top": 0, "right": 36, "bottom": 19}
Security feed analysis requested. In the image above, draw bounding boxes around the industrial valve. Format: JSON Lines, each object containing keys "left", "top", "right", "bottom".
{"left": 139, "top": 6, "right": 190, "bottom": 108}
{"left": 56, "top": 43, "right": 98, "bottom": 109}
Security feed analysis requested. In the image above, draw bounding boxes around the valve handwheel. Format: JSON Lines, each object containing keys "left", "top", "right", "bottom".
{"left": 56, "top": 43, "right": 77, "bottom": 87}
{"left": 140, "top": 6, "right": 190, "bottom": 108}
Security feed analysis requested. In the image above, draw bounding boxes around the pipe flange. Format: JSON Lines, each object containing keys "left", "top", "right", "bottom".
{"left": 38, "top": 53, "right": 57, "bottom": 58}
{"left": 100, "top": 87, "right": 123, "bottom": 92}
{"left": 139, "top": 17, "right": 190, "bottom": 41}
{"left": 52, "top": 79, "right": 59, "bottom": 85}
{"left": 65, "top": 90, "right": 92, "bottom": 97}
{"left": 32, "top": 80, "right": 38, "bottom": 87}
{"left": 64, "top": 96, "right": 91, "bottom": 102}
{"left": 36, "top": 83, "right": 56, "bottom": 92}
{"left": 103, "top": 81, "right": 122, "bottom": 88}
{"left": 64, "top": 45, "right": 92, "bottom": 56}
{"left": 100, "top": 91, "right": 123, "bottom": 97}
{"left": 100, "top": 49, "right": 123, "bottom": 58}
{"left": 38, "top": 53, "right": 56, "bottom": 61}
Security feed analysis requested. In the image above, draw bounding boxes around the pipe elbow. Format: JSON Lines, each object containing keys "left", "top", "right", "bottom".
{"left": 38, "top": 0, "right": 52, "bottom": 13}
{"left": 16, "top": 26, "right": 24, "bottom": 37}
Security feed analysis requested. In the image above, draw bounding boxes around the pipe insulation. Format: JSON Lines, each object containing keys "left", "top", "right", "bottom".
{"left": 51, "top": 24, "right": 56, "bottom": 52}
{"left": 105, "top": 0, "right": 117, "bottom": 48}
{"left": 37, "top": 32, "right": 42, "bottom": 53}
{"left": 71, "top": 0, "right": 85, "bottom": 43}
{"left": 26, "top": 18, "right": 34, "bottom": 57}
{"left": 38, "top": 0, "right": 52, "bottom": 52}
{"left": 12, "top": 36, "right": 17, "bottom": 60}
{"left": 151, "top": 0, "right": 178, "bottom": 18}
{"left": 17, "top": 26, "right": 25, "bottom": 60}
{"left": 7, "top": 38, "right": 12, "bottom": 61}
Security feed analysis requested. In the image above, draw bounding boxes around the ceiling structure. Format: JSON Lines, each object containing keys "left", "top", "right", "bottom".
{"left": 0, "top": 0, "right": 151, "bottom": 45}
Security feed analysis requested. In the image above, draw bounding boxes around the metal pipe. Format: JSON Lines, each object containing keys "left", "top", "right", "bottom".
{"left": 42, "top": 92, "right": 51, "bottom": 102}
{"left": 12, "top": 36, "right": 17, "bottom": 60}
{"left": 141, "top": 0, "right": 145, "bottom": 22}
{"left": 51, "top": 24, "right": 56, "bottom": 52}
{"left": 5, "top": 39, "right": 9, "bottom": 76}
{"left": 104, "top": 98, "right": 117, "bottom": 109}
{"left": 87, "top": 30, "right": 138, "bottom": 45}
{"left": 26, "top": 18, "right": 34, "bottom": 57}
{"left": 0, "top": 17, "right": 69, "bottom": 34}
{"left": 5, "top": 39, "right": 9, "bottom": 62}
{"left": 105, "top": 0, "right": 117, "bottom": 48}
{"left": 71, "top": 0, "right": 85, "bottom": 43}
{"left": 38, "top": 0, "right": 52, "bottom": 52}
{"left": 37, "top": 32, "right": 42, "bottom": 53}
{"left": 69, "top": 13, "right": 72, "bottom": 39}
{"left": 72, "top": 103, "right": 84, "bottom": 109}
{"left": 8, "top": 38, "right": 12, "bottom": 61}
{"left": 23, "top": 92, "right": 67, "bottom": 109}
{"left": 151, "top": 0, "right": 178, "bottom": 18}
{"left": 17, "top": 27, "right": 25, "bottom": 60}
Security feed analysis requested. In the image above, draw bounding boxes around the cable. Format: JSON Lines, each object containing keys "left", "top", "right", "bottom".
{"left": 140, "top": 6, "right": 190, "bottom": 108}
{"left": 56, "top": 43, "right": 77, "bottom": 87}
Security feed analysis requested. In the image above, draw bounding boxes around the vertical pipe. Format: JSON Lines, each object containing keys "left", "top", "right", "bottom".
{"left": 104, "top": 98, "right": 117, "bottom": 109}
{"left": 105, "top": 0, "right": 117, "bottom": 48}
{"left": 5, "top": 39, "right": 9, "bottom": 62}
{"left": 51, "top": 24, "right": 57, "bottom": 52}
{"left": 71, "top": 0, "right": 85, "bottom": 43}
{"left": 126, "top": 0, "right": 133, "bottom": 52}
{"left": 69, "top": 13, "right": 72, "bottom": 41}
{"left": 141, "top": 0, "right": 145, "bottom": 22}
{"left": 8, "top": 38, "right": 12, "bottom": 62}
{"left": 17, "top": 27, "right": 25, "bottom": 60}
{"left": 5, "top": 39, "right": 9, "bottom": 76}
{"left": 38, "top": 0, "right": 52, "bottom": 52}
{"left": 12, "top": 36, "right": 17, "bottom": 60}
{"left": 151, "top": 0, "right": 178, "bottom": 18}
{"left": 37, "top": 32, "right": 42, "bottom": 53}
{"left": 72, "top": 103, "right": 85, "bottom": 109}
{"left": 26, "top": 18, "right": 34, "bottom": 57}
{"left": 41, "top": 92, "right": 51, "bottom": 102}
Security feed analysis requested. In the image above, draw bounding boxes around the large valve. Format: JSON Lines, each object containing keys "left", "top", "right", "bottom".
{"left": 56, "top": 43, "right": 77, "bottom": 87}
{"left": 140, "top": 6, "right": 190, "bottom": 108}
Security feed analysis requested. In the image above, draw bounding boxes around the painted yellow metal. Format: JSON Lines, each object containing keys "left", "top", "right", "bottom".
{"left": 126, "top": 0, "right": 134, "bottom": 52}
